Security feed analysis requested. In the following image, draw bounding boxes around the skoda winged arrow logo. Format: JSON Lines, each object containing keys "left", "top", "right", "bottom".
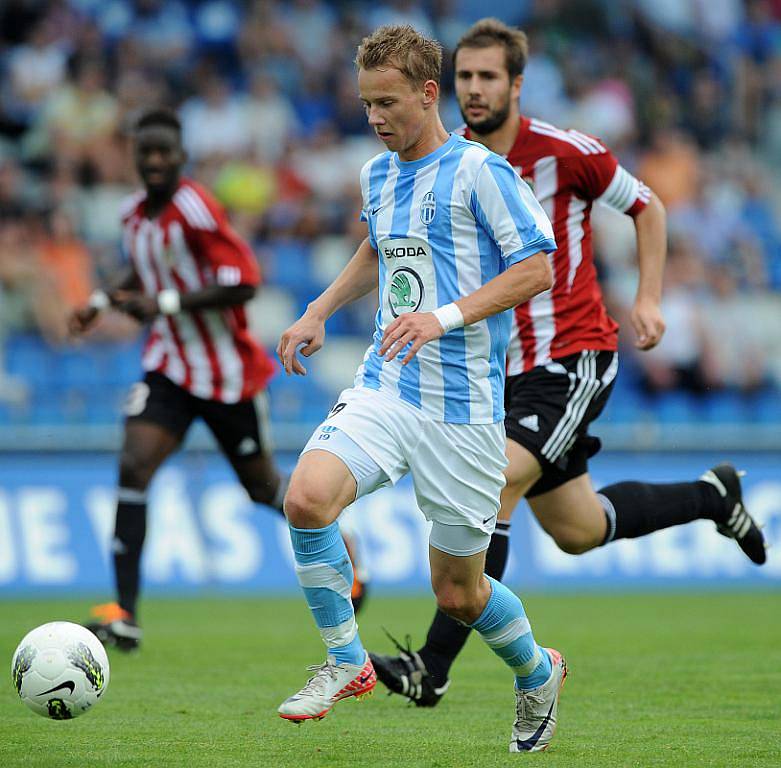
{"left": 388, "top": 268, "right": 424, "bottom": 317}
{"left": 390, "top": 273, "right": 415, "bottom": 309}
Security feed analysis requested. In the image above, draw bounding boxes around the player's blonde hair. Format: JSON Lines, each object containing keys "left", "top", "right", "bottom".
{"left": 355, "top": 25, "right": 442, "bottom": 87}
{"left": 455, "top": 18, "right": 529, "bottom": 79}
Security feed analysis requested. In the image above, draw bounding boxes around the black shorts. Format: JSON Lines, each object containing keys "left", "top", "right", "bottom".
{"left": 504, "top": 350, "right": 618, "bottom": 498}
{"left": 124, "top": 371, "right": 270, "bottom": 462}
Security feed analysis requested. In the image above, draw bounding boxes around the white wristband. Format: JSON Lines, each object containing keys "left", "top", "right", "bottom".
{"left": 157, "top": 289, "right": 181, "bottom": 315}
{"left": 88, "top": 290, "right": 110, "bottom": 311}
{"left": 433, "top": 302, "right": 464, "bottom": 333}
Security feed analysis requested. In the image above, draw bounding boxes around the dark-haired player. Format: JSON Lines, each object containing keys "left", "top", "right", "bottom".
{"left": 370, "top": 18, "right": 767, "bottom": 708}
{"left": 70, "top": 108, "right": 366, "bottom": 649}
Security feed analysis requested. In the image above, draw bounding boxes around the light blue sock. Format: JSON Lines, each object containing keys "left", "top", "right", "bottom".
{"left": 470, "top": 576, "right": 552, "bottom": 690}
{"left": 289, "top": 521, "right": 365, "bottom": 666}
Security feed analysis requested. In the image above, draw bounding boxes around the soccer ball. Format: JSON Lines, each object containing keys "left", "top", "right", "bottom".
{"left": 11, "top": 621, "right": 110, "bottom": 720}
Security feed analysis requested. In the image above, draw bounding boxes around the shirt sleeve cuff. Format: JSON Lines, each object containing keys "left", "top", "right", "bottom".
{"left": 504, "top": 237, "right": 557, "bottom": 266}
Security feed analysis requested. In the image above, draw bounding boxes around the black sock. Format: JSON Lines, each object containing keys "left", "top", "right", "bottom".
{"left": 418, "top": 521, "right": 511, "bottom": 684}
{"left": 599, "top": 480, "right": 725, "bottom": 544}
{"left": 113, "top": 488, "right": 147, "bottom": 618}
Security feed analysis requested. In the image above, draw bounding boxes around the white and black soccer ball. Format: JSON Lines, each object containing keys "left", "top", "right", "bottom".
{"left": 11, "top": 621, "right": 110, "bottom": 720}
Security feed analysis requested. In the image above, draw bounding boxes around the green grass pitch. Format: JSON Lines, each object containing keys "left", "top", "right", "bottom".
{"left": 1, "top": 593, "right": 780, "bottom": 768}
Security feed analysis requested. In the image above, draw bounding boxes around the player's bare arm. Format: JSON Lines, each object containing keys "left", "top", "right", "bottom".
{"left": 68, "top": 266, "right": 142, "bottom": 336}
{"left": 110, "top": 284, "right": 255, "bottom": 324}
{"left": 381, "top": 251, "right": 552, "bottom": 365}
{"left": 277, "top": 237, "right": 377, "bottom": 376}
{"left": 632, "top": 190, "right": 667, "bottom": 351}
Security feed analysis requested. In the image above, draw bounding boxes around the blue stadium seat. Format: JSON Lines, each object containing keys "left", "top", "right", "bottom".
{"left": 267, "top": 374, "right": 333, "bottom": 423}
{"left": 701, "top": 391, "right": 749, "bottom": 423}
{"left": 744, "top": 389, "right": 781, "bottom": 423}
{"left": 655, "top": 392, "right": 703, "bottom": 423}
{"left": 59, "top": 350, "right": 98, "bottom": 387}
{"left": 601, "top": 388, "right": 652, "bottom": 424}
{"left": 6, "top": 335, "right": 54, "bottom": 385}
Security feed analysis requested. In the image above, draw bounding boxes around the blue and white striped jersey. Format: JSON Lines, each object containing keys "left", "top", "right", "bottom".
{"left": 355, "top": 133, "right": 556, "bottom": 424}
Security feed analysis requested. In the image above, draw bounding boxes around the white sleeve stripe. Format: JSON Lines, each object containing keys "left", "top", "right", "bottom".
{"left": 615, "top": 170, "right": 633, "bottom": 202}
{"left": 568, "top": 129, "right": 606, "bottom": 154}
{"left": 529, "top": 121, "right": 597, "bottom": 155}
{"left": 530, "top": 119, "right": 599, "bottom": 153}
{"left": 181, "top": 187, "right": 217, "bottom": 228}
{"left": 181, "top": 187, "right": 218, "bottom": 229}
{"left": 532, "top": 119, "right": 607, "bottom": 154}
{"left": 175, "top": 188, "right": 218, "bottom": 230}
{"left": 173, "top": 189, "right": 205, "bottom": 227}
{"left": 174, "top": 192, "right": 210, "bottom": 229}
{"left": 598, "top": 165, "right": 646, "bottom": 212}
{"left": 531, "top": 122, "right": 592, "bottom": 152}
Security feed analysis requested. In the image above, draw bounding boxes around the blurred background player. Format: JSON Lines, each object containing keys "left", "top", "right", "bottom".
{"left": 370, "top": 17, "right": 767, "bottom": 706}
{"left": 69, "top": 108, "right": 365, "bottom": 650}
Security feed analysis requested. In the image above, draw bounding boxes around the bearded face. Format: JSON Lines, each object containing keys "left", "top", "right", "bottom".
{"left": 454, "top": 45, "right": 518, "bottom": 136}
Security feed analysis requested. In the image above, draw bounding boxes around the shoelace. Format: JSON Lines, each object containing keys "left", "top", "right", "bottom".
{"left": 515, "top": 689, "right": 545, "bottom": 721}
{"left": 382, "top": 627, "right": 415, "bottom": 658}
{"left": 380, "top": 627, "right": 426, "bottom": 703}
{"left": 298, "top": 660, "right": 339, "bottom": 697}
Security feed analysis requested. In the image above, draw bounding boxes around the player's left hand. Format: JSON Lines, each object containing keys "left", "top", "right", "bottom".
{"left": 631, "top": 297, "right": 665, "bottom": 350}
{"left": 111, "top": 290, "right": 159, "bottom": 323}
{"left": 379, "top": 312, "right": 445, "bottom": 365}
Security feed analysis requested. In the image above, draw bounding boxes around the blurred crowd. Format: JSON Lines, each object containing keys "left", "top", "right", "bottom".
{"left": 1, "top": 0, "right": 780, "bottom": 417}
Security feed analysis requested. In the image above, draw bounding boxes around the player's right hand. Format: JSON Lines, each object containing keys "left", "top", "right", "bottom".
{"left": 68, "top": 306, "right": 99, "bottom": 336}
{"left": 277, "top": 314, "right": 325, "bottom": 375}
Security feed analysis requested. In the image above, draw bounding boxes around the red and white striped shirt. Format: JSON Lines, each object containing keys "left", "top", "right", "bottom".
{"left": 463, "top": 117, "right": 651, "bottom": 374}
{"left": 122, "top": 179, "right": 274, "bottom": 402}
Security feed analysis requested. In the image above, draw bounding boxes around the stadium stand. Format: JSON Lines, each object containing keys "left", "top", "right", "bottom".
{"left": 0, "top": 0, "right": 779, "bottom": 450}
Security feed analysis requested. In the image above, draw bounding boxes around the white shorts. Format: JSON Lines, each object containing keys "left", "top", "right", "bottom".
{"left": 302, "top": 387, "right": 507, "bottom": 539}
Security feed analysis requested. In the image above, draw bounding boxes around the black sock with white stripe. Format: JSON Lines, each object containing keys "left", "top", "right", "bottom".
{"left": 418, "top": 521, "right": 511, "bottom": 685}
{"left": 113, "top": 488, "right": 147, "bottom": 617}
{"left": 599, "top": 480, "right": 725, "bottom": 545}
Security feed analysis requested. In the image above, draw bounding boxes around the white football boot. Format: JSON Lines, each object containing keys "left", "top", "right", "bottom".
{"left": 509, "top": 648, "right": 568, "bottom": 753}
{"left": 278, "top": 653, "right": 376, "bottom": 722}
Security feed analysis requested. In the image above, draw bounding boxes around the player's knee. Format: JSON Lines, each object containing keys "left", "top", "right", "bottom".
{"left": 551, "top": 526, "right": 599, "bottom": 555}
{"left": 283, "top": 483, "right": 338, "bottom": 528}
{"left": 434, "top": 584, "right": 482, "bottom": 625}
{"left": 118, "top": 451, "right": 155, "bottom": 491}
{"left": 503, "top": 470, "right": 526, "bottom": 492}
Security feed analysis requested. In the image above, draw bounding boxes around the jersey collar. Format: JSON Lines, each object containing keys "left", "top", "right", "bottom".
{"left": 393, "top": 133, "right": 460, "bottom": 174}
